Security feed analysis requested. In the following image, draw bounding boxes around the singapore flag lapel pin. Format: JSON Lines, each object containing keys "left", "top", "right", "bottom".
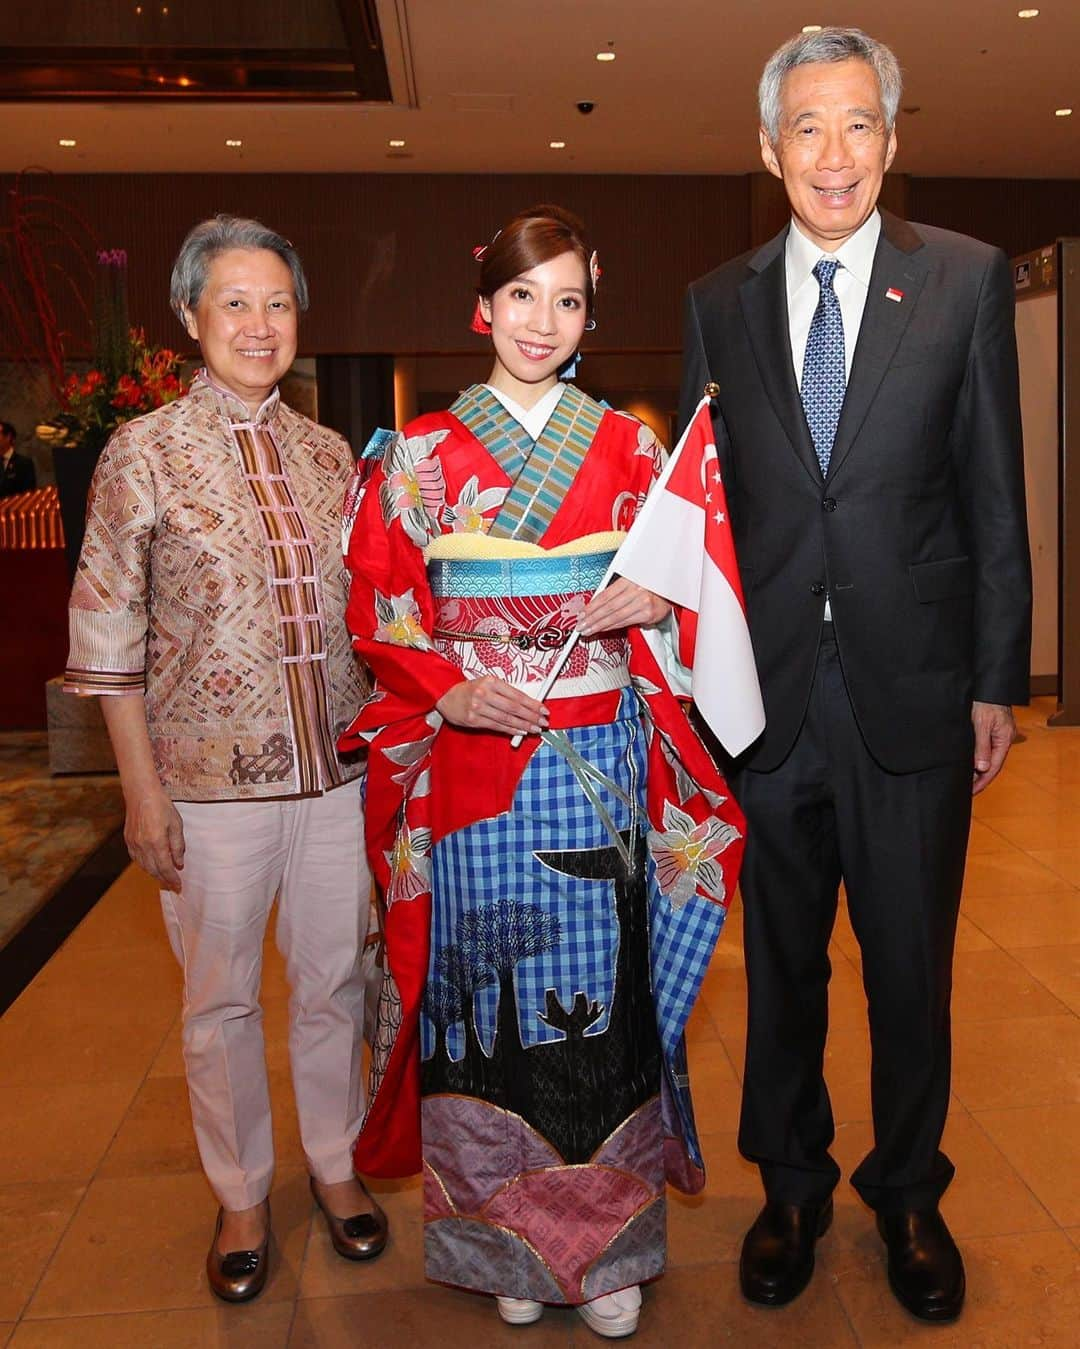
{"left": 885, "top": 286, "right": 904, "bottom": 303}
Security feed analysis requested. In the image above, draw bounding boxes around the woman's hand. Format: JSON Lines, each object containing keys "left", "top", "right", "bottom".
{"left": 578, "top": 577, "right": 671, "bottom": 636}
{"left": 124, "top": 783, "right": 186, "bottom": 891}
{"left": 100, "top": 694, "right": 186, "bottom": 892}
{"left": 437, "top": 676, "right": 549, "bottom": 737}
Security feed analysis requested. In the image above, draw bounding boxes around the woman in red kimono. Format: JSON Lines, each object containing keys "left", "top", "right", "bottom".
{"left": 340, "top": 206, "right": 745, "bottom": 1338}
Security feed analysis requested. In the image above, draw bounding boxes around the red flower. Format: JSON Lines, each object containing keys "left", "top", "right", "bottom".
{"left": 110, "top": 374, "right": 144, "bottom": 409}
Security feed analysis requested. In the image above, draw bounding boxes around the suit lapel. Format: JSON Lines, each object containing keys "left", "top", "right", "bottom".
{"left": 826, "top": 211, "right": 928, "bottom": 480}
{"left": 738, "top": 232, "right": 822, "bottom": 485}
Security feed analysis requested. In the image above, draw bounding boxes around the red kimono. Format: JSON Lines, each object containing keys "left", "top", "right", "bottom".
{"left": 341, "top": 382, "right": 745, "bottom": 1304}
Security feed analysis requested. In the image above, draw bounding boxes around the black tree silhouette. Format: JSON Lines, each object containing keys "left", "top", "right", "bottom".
{"left": 423, "top": 978, "right": 466, "bottom": 1064}
{"left": 457, "top": 900, "right": 561, "bottom": 1078}
{"left": 433, "top": 942, "right": 494, "bottom": 1077}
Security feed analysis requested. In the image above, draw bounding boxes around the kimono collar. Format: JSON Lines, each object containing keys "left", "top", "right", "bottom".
{"left": 190, "top": 367, "right": 282, "bottom": 428}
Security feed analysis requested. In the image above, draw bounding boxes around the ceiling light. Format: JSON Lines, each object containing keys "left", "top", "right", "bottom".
{"left": 58, "top": 138, "right": 76, "bottom": 147}
{"left": 596, "top": 51, "right": 616, "bottom": 62}
{"left": 549, "top": 140, "right": 566, "bottom": 149}
{"left": 388, "top": 138, "right": 406, "bottom": 147}
{"left": 802, "top": 25, "right": 823, "bottom": 33}
{"left": 1017, "top": 8, "right": 1039, "bottom": 16}
{"left": 1055, "top": 107, "right": 1073, "bottom": 116}
{"left": 225, "top": 138, "right": 242, "bottom": 147}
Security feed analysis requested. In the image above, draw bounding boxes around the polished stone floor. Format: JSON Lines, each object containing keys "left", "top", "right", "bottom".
{"left": 0, "top": 733, "right": 122, "bottom": 951}
{"left": 0, "top": 699, "right": 1077, "bottom": 1346}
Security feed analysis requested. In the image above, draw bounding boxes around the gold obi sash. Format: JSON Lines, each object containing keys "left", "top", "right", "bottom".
{"left": 425, "top": 532, "right": 631, "bottom": 698}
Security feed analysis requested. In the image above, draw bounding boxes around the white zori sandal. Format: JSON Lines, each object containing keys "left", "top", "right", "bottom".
{"left": 495, "top": 1296, "right": 543, "bottom": 1325}
{"left": 577, "top": 1285, "right": 642, "bottom": 1338}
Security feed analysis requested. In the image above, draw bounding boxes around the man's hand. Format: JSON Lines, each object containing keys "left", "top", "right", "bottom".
{"left": 124, "top": 784, "right": 186, "bottom": 891}
{"left": 437, "top": 676, "right": 549, "bottom": 737}
{"left": 578, "top": 577, "right": 670, "bottom": 636}
{"left": 971, "top": 701, "right": 1016, "bottom": 795}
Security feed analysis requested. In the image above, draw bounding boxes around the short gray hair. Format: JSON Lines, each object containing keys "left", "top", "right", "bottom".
{"left": 169, "top": 214, "right": 309, "bottom": 322}
{"left": 759, "top": 27, "right": 902, "bottom": 144}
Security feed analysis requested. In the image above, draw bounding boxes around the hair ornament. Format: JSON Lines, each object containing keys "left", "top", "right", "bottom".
{"left": 469, "top": 299, "right": 492, "bottom": 335}
{"left": 471, "top": 229, "right": 502, "bottom": 264}
{"left": 589, "top": 249, "right": 602, "bottom": 291}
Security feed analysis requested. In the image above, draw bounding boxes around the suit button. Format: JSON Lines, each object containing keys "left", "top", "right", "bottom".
{"left": 810, "top": 582, "right": 826, "bottom": 596}
{"left": 822, "top": 497, "right": 837, "bottom": 512}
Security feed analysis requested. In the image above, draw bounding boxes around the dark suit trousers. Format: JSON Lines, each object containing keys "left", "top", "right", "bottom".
{"left": 733, "top": 627, "right": 972, "bottom": 1214}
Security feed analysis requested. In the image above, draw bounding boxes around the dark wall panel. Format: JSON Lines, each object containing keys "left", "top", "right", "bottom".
{"left": 4, "top": 171, "right": 1079, "bottom": 367}
{"left": 0, "top": 173, "right": 749, "bottom": 359}
{"left": 909, "top": 177, "right": 1080, "bottom": 258}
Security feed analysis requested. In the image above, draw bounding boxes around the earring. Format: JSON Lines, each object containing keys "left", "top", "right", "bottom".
{"left": 584, "top": 318, "right": 597, "bottom": 332}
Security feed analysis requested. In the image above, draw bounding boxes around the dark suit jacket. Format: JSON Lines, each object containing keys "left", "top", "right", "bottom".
{"left": 0, "top": 450, "right": 36, "bottom": 497}
{"left": 679, "top": 210, "right": 1032, "bottom": 774}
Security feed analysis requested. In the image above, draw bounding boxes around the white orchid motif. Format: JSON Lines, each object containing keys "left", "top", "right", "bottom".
{"left": 441, "top": 475, "right": 509, "bottom": 533}
{"left": 382, "top": 729, "right": 438, "bottom": 795}
{"left": 373, "top": 588, "right": 433, "bottom": 650}
{"left": 379, "top": 430, "right": 450, "bottom": 545}
{"left": 658, "top": 731, "right": 703, "bottom": 806}
{"left": 385, "top": 819, "right": 432, "bottom": 905}
{"left": 648, "top": 800, "right": 741, "bottom": 910}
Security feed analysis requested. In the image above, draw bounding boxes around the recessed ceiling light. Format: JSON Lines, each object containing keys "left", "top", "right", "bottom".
{"left": 1055, "top": 107, "right": 1073, "bottom": 116}
{"left": 549, "top": 140, "right": 566, "bottom": 149}
{"left": 1017, "top": 8, "right": 1040, "bottom": 17}
{"left": 225, "top": 138, "right": 243, "bottom": 147}
{"left": 596, "top": 51, "right": 616, "bottom": 62}
{"left": 802, "top": 25, "right": 823, "bottom": 33}
{"left": 58, "top": 138, "right": 76, "bottom": 147}
{"left": 388, "top": 138, "right": 406, "bottom": 147}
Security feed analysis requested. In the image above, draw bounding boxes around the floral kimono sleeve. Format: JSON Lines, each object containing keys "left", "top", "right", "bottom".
{"left": 341, "top": 432, "right": 463, "bottom": 741}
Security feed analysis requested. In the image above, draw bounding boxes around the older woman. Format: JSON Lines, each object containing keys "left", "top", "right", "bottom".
{"left": 65, "top": 215, "right": 386, "bottom": 1302}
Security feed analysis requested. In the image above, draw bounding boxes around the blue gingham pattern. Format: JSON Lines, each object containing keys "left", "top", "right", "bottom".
{"left": 801, "top": 258, "right": 846, "bottom": 475}
{"left": 425, "top": 692, "right": 646, "bottom": 1058}
{"left": 649, "top": 890, "right": 725, "bottom": 1061}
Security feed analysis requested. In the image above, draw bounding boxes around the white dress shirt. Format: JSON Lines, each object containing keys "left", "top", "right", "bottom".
{"left": 786, "top": 210, "right": 881, "bottom": 388}
{"left": 786, "top": 210, "right": 881, "bottom": 619}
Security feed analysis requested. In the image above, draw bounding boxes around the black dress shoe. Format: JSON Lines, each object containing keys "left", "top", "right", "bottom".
{"left": 739, "top": 1197, "right": 833, "bottom": 1307}
{"left": 310, "top": 1177, "right": 389, "bottom": 1261}
{"left": 876, "top": 1208, "right": 965, "bottom": 1322}
{"left": 205, "top": 1205, "right": 270, "bottom": 1303}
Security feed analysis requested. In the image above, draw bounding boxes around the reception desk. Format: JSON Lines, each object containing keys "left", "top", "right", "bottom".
{"left": 1, "top": 488, "right": 70, "bottom": 730}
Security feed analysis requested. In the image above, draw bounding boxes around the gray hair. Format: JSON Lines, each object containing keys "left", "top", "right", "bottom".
{"left": 169, "top": 214, "right": 309, "bottom": 322}
{"left": 759, "top": 27, "right": 902, "bottom": 144}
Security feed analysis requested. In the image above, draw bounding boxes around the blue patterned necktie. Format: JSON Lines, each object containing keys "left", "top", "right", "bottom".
{"left": 801, "top": 258, "right": 845, "bottom": 475}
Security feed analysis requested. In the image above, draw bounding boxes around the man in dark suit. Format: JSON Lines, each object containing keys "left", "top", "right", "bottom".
{"left": 678, "top": 27, "right": 1031, "bottom": 1323}
{"left": 0, "top": 421, "right": 36, "bottom": 497}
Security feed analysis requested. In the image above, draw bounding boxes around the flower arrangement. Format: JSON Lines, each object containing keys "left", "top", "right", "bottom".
{"left": 36, "top": 250, "right": 187, "bottom": 453}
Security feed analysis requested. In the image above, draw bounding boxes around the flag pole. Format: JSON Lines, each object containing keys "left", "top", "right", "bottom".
{"left": 507, "top": 397, "right": 712, "bottom": 750}
{"left": 509, "top": 553, "right": 622, "bottom": 750}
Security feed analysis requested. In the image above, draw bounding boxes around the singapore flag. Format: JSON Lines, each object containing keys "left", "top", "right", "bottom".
{"left": 615, "top": 398, "right": 765, "bottom": 757}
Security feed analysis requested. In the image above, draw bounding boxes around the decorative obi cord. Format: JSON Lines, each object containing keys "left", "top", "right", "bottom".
{"left": 424, "top": 532, "right": 630, "bottom": 699}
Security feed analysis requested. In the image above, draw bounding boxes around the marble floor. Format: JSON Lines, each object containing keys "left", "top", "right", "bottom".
{"left": 0, "top": 733, "right": 122, "bottom": 951}
{"left": 0, "top": 699, "right": 1077, "bottom": 1347}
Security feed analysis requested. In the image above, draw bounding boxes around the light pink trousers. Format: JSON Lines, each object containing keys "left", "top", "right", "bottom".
{"left": 161, "top": 778, "right": 370, "bottom": 1211}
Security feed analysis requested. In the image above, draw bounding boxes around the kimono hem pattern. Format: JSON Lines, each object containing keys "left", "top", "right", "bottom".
{"left": 339, "top": 383, "right": 746, "bottom": 1304}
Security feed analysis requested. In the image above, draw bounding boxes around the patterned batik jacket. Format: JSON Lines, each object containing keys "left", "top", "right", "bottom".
{"left": 66, "top": 370, "right": 367, "bottom": 801}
